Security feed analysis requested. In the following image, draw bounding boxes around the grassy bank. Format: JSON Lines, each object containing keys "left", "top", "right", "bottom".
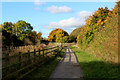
{"left": 23, "top": 48, "right": 65, "bottom": 80}
{"left": 70, "top": 46, "right": 120, "bottom": 79}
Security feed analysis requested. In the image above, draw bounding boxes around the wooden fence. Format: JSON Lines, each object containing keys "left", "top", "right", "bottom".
{"left": 49, "top": 42, "right": 77, "bottom": 47}
{"left": 2, "top": 44, "right": 46, "bottom": 56}
{"left": 2, "top": 45, "right": 63, "bottom": 80}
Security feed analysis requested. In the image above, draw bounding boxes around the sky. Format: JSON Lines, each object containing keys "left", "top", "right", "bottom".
{"left": 2, "top": 1, "right": 116, "bottom": 38}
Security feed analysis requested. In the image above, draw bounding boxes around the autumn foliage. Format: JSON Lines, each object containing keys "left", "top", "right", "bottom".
{"left": 48, "top": 28, "right": 70, "bottom": 43}
{"left": 76, "top": 2, "right": 119, "bottom": 62}
{"left": 77, "top": 6, "right": 115, "bottom": 48}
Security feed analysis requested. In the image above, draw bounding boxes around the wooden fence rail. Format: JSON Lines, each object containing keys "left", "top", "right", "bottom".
{"left": 2, "top": 44, "right": 46, "bottom": 56}
{"left": 2, "top": 45, "right": 63, "bottom": 80}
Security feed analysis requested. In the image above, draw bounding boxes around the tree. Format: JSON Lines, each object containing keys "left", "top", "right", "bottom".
{"left": 48, "top": 28, "right": 69, "bottom": 43}
{"left": 37, "top": 32, "right": 42, "bottom": 44}
{"left": 70, "top": 27, "right": 82, "bottom": 42}
{"left": 3, "top": 22, "right": 13, "bottom": 33}
{"left": 28, "top": 31, "right": 38, "bottom": 45}
{"left": 14, "top": 20, "right": 33, "bottom": 40}
{"left": 2, "top": 20, "right": 34, "bottom": 46}
{"left": 37, "top": 32, "right": 42, "bottom": 40}
{"left": 2, "top": 29, "right": 24, "bottom": 47}
{"left": 2, "top": 20, "right": 44, "bottom": 47}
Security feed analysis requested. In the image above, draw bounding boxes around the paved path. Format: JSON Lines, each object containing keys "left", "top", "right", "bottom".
{"left": 50, "top": 47, "right": 83, "bottom": 79}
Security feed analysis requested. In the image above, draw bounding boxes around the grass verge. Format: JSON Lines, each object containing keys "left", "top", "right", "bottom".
{"left": 23, "top": 48, "right": 65, "bottom": 80}
{"left": 70, "top": 46, "right": 120, "bottom": 79}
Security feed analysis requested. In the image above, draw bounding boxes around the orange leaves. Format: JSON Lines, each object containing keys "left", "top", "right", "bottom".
{"left": 9, "top": 22, "right": 12, "bottom": 25}
{"left": 85, "top": 27, "right": 90, "bottom": 32}
{"left": 108, "top": 12, "right": 113, "bottom": 17}
{"left": 97, "top": 18, "right": 102, "bottom": 24}
{"left": 77, "top": 6, "right": 114, "bottom": 47}
{"left": 0, "top": 24, "right": 2, "bottom": 29}
{"left": 48, "top": 28, "right": 69, "bottom": 42}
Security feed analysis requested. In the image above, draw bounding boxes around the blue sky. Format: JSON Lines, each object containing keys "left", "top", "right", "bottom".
{"left": 2, "top": 2, "right": 116, "bottom": 38}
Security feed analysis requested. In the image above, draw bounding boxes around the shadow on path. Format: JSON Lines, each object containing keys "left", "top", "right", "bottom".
{"left": 50, "top": 48, "right": 84, "bottom": 79}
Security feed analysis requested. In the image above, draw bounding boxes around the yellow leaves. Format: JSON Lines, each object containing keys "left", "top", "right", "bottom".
{"left": 95, "top": 23, "right": 99, "bottom": 26}
{"left": 101, "top": 22, "right": 104, "bottom": 25}
{"left": 108, "top": 12, "right": 113, "bottom": 17}
{"left": 86, "top": 16, "right": 93, "bottom": 25}
{"left": 97, "top": 18, "right": 102, "bottom": 24}
{"left": 104, "top": 17, "right": 109, "bottom": 23}
{"left": 96, "top": 18, "right": 104, "bottom": 25}
{"left": 48, "top": 28, "right": 69, "bottom": 42}
{"left": 86, "top": 19, "right": 91, "bottom": 25}
{"left": 89, "top": 16, "right": 93, "bottom": 20}
{"left": 94, "top": 11, "right": 99, "bottom": 16}
{"left": 0, "top": 24, "right": 2, "bottom": 29}
{"left": 85, "top": 27, "right": 90, "bottom": 32}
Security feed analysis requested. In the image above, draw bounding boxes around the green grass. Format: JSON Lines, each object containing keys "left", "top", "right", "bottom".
{"left": 23, "top": 48, "right": 65, "bottom": 80}
{"left": 70, "top": 46, "right": 120, "bottom": 79}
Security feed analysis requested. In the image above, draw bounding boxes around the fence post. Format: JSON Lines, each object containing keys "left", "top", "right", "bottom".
{"left": 43, "top": 49, "right": 44, "bottom": 56}
{"left": 57, "top": 46, "right": 59, "bottom": 51}
{"left": 34, "top": 49, "right": 36, "bottom": 62}
{"left": 6, "top": 52, "right": 10, "bottom": 74}
{"left": 39, "top": 49, "right": 40, "bottom": 55}
{"left": 54, "top": 47, "right": 57, "bottom": 57}
{"left": 46, "top": 49, "right": 47, "bottom": 57}
{"left": 61, "top": 44, "right": 63, "bottom": 50}
{"left": 8, "top": 46, "right": 10, "bottom": 53}
{"left": 19, "top": 52, "right": 21, "bottom": 69}
{"left": 28, "top": 50, "right": 30, "bottom": 64}
{"left": 7, "top": 50, "right": 10, "bottom": 62}
{"left": 38, "top": 49, "right": 40, "bottom": 60}
{"left": 61, "top": 44, "right": 62, "bottom": 49}
{"left": 2, "top": 52, "right": 9, "bottom": 77}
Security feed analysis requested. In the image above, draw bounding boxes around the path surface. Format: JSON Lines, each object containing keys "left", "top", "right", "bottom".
{"left": 50, "top": 47, "right": 83, "bottom": 79}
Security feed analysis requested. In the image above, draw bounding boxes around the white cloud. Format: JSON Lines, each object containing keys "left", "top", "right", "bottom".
{"left": 46, "top": 11, "right": 93, "bottom": 29}
{"left": 34, "top": 0, "right": 46, "bottom": 6}
{"left": 47, "top": 6, "right": 72, "bottom": 13}
{"left": 46, "top": 17, "right": 85, "bottom": 29}
{"left": 78, "top": 11, "right": 92, "bottom": 18}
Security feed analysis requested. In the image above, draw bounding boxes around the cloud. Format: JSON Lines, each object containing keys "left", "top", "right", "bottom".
{"left": 46, "top": 11, "right": 92, "bottom": 29}
{"left": 46, "top": 17, "right": 85, "bottom": 29}
{"left": 34, "top": 0, "right": 46, "bottom": 6}
{"left": 47, "top": 6, "right": 72, "bottom": 13}
{"left": 78, "top": 11, "right": 92, "bottom": 18}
